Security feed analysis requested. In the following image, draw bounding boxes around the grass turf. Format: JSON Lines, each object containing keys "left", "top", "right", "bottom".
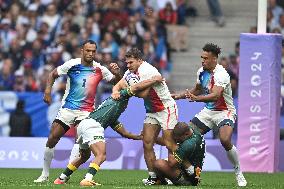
{"left": 0, "top": 169, "right": 283, "bottom": 189}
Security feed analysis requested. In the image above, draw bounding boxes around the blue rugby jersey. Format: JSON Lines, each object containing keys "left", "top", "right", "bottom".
{"left": 57, "top": 58, "right": 113, "bottom": 112}
{"left": 196, "top": 64, "right": 235, "bottom": 112}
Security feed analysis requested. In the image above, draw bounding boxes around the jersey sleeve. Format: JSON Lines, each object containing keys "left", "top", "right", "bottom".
{"left": 110, "top": 121, "right": 123, "bottom": 131}
{"left": 196, "top": 67, "right": 203, "bottom": 84}
{"left": 214, "top": 71, "right": 230, "bottom": 88}
{"left": 138, "top": 64, "right": 161, "bottom": 81}
{"left": 173, "top": 139, "right": 196, "bottom": 163}
{"left": 57, "top": 59, "right": 76, "bottom": 76}
{"left": 100, "top": 65, "right": 114, "bottom": 82}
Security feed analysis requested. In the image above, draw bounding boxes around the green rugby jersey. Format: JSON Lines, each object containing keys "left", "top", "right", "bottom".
{"left": 173, "top": 127, "right": 205, "bottom": 169}
{"left": 88, "top": 88, "right": 132, "bottom": 129}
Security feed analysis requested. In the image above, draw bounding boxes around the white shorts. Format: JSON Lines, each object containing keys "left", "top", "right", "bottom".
{"left": 192, "top": 108, "right": 236, "bottom": 132}
{"left": 55, "top": 108, "right": 90, "bottom": 128}
{"left": 76, "top": 118, "right": 105, "bottom": 149}
{"left": 144, "top": 104, "right": 178, "bottom": 130}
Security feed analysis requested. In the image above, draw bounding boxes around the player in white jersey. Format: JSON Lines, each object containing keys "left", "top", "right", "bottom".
{"left": 34, "top": 40, "right": 122, "bottom": 183}
{"left": 112, "top": 48, "right": 178, "bottom": 185}
{"left": 172, "top": 43, "right": 247, "bottom": 187}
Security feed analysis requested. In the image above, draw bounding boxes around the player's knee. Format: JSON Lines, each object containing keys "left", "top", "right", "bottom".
{"left": 143, "top": 138, "right": 154, "bottom": 149}
{"left": 220, "top": 137, "right": 232, "bottom": 150}
{"left": 154, "top": 159, "right": 164, "bottom": 170}
{"left": 46, "top": 135, "right": 60, "bottom": 148}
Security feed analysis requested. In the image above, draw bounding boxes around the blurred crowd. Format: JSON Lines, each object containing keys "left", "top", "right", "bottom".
{"left": 0, "top": 0, "right": 190, "bottom": 94}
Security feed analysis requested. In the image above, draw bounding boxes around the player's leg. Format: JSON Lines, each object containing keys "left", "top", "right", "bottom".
{"left": 216, "top": 111, "right": 247, "bottom": 187}
{"left": 191, "top": 108, "right": 216, "bottom": 135}
{"left": 154, "top": 159, "right": 181, "bottom": 181}
{"left": 79, "top": 119, "right": 105, "bottom": 186}
{"left": 34, "top": 120, "right": 68, "bottom": 183}
{"left": 154, "top": 159, "right": 195, "bottom": 186}
{"left": 68, "top": 111, "right": 90, "bottom": 163}
{"left": 142, "top": 121, "right": 161, "bottom": 185}
{"left": 80, "top": 141, "right": 105, "bottom": 186}
{"left": 54, "top": 147, "right": 91, "bottom": 184}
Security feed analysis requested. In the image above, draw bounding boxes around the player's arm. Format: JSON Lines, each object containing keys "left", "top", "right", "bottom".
{"left": 130, "top": 75, "right": 163, "bottom": 98}
{"left": 43, "top": 68, "right": 60, "bottom": 105}
{"left": 186, "top": 85, "right": 223, "bottom": 102}
{"left": 171, "top": 84, "right": 202, "bottom": 100}
{"left": 108, "top": 63, "right": 122, "bottom": 85}
{"left": 111, "top": 78, "right": 128, "bottom": 100}
{"left": 113, "top": 123, "right": 142, "bottom": 140}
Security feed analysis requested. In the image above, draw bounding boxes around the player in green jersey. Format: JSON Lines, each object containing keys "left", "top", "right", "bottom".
{"left": 54, "top": 75, "right": 163, "bottom": 186}
{"left": 154, "top": 122, "right": 205, "bottom": 186}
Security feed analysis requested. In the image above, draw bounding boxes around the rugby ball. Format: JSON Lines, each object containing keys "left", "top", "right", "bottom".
{"left": 125, "top": 73, "right": 140, "bottom": 86}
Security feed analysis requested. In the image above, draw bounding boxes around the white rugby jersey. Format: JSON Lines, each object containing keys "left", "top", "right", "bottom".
{"left": 196, "top": 64, "right": 236, "bottom": 113}
{"left": 123, "top": 61, "right": 175, "bottom": 113}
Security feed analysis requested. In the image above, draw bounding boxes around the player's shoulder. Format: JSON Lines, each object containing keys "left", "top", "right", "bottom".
{"left": 139, "top": 61, "right": 156, "bottom": 70}
{"left": 61, "top": 58, "right": 81, "bottom": 68}
{"left": 92, "top": 61, "right": 102, "bottom": 67}
{"left": 197, "top": 67, "right": 204, "bottom": 75}
{"left": 92, "top": 61, "right": 109, "bottom": 70}
{"left": 214, "top": 64, "right": 229, "bottom": 77}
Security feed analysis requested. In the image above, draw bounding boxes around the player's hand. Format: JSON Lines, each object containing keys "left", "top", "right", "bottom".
{"left": 185, "top": 89, "right": 198, "bottom": 102}
{"left": 171, "top": 93, "right": 181, "bottom": 100}
{"left": 109, "top": 63, "right": 120, "bottom": 75}
{"left": 43, "top": 91, "right": 52, "bottom": 105}
{"left": 151, "top": 75, "right": 164, "bottom": 83}
{"left": 111, "top": 91, "right": 121, "bottom": 100}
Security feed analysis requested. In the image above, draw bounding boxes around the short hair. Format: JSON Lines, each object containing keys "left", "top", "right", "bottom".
{"left": 125, "top": 48, "right": 143, "bottom": 60}
{"left": 173, "top": 122, "right": 190, "bottom": 139}
{"left": 81, "top": 40, "right": 97, "bottom": 48}
{"left": 202, "top": 43, "right": 221, "bottom": 57}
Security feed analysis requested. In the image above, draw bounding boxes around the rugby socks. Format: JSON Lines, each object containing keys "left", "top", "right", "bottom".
{"left": 85, "top": 163, "right": 100, "bottom": 181}
{"left": 185, "top": 165, "right": 195, "bottom": 175}
{"left": 59, "top": 163, "right": 77, "bottom": 180}
{"left": 149, "top": 171, "right": 157, "bottom": 179}
{"left": 226, "top": 145, "right": 241, "bottom": 174}
{"left": 69, "top": 143, "right": 80, "bottom": 163}
{"left": 42, "top": 147, "right": 54, "bottom": 176}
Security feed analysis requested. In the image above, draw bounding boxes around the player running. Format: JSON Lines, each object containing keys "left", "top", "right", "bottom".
{"left": 53, "top": 75, "right": 163, "bottom": 186}
{"left": 34, "top": 40, "right": 121, "bottom": 183}
{"left": 154, "top": 122, "right": 205, "bottom": 186}
{"left": 172, "top": 43, "right": 247, "bottom": 187}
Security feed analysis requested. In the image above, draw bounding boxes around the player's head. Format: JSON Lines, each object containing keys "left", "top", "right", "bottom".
{"left": 201, "top": 43, "right": 221, "bottom": 71}
{"left": 173, "top": 122, "right": 193, "bottom": 143}
{"left": 81, "top": 40, "right": 97, "bottom": 64}
{"left": 125, "top": 48, "right": 143, "bottom": 73}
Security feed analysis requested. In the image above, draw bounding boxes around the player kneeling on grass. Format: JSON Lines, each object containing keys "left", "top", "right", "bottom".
{"left": 154, "top": 122, "right": 205, "bottom": 186}
{"left": 54, "top": 75, "right": 163, "bottom": 186}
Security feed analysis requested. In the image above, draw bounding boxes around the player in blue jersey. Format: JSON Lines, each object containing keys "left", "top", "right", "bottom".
{"left": 154, "top": 122, "right": 205, "bottom": 186}
{"left": 172, "top": 43, "right": 247, "bottom": 187}
{"left": 34, "top": 40, "right": 122, "bottom": 183}
{"left": 53, "top": 75, "right": 163, "bottom": 186}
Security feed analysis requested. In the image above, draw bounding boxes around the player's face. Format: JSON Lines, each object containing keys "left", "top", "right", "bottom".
{"left": 82, "top": 43, "right": 96, "bottom": 63}
{"left": 201, "top": 51, "right": 216, "bottom": 71}
{"left": 125, "top": 57, "right": 141, "bottom": 73}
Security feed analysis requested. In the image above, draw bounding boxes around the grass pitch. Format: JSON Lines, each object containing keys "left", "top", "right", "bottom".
{"left": 0, "top": 169, "right": 283, "bottom": 189}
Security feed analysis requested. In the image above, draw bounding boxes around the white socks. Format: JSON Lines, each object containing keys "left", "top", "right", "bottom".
{"left": 185, "top": 165, "right": 195, "bottom": 175}
{"left": 85, "top": 173, "right": 94, "bottom": 181}
{"left": 41, "top": 147, "right": 55, "bottom": 176}
{"left": 69, "top": 143, "right": 80, "bottom": 163}
{"left": 226, "top": 145, "right": 241, "bottom": 174}
{"left": 149, "top": 171, "right": 157, "bottom": 178}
